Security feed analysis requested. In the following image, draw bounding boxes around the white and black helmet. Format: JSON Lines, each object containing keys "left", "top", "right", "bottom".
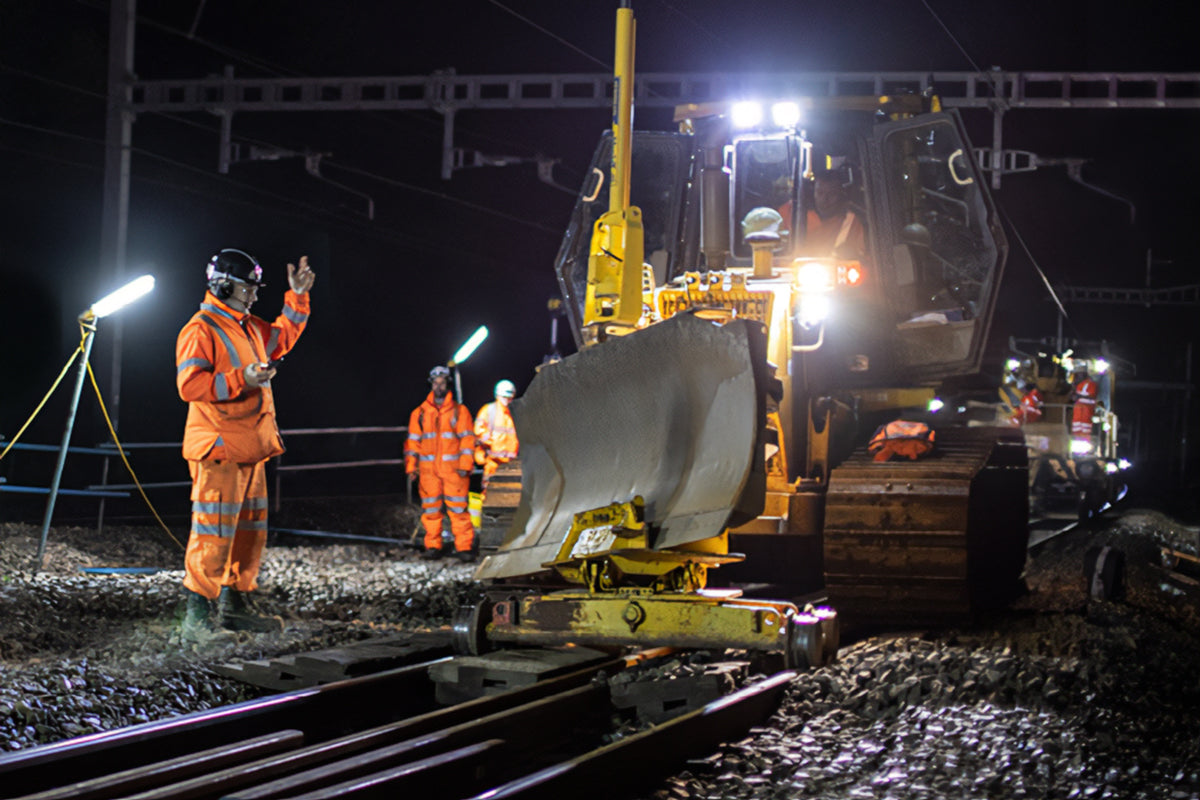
{"left": 206, "top": 248, "right": 264, "bottom": 299}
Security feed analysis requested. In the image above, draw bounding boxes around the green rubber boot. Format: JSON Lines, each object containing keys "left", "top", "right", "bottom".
{"left": 181, "top": 590, "right": 234, "bottom": 644}
{"left": 218, "top": 587, "right": 284, "bottom": 633}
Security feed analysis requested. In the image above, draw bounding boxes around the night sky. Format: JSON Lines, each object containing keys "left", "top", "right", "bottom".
{"left": 1, "top": 0, "right": 1197, "bottom": 514}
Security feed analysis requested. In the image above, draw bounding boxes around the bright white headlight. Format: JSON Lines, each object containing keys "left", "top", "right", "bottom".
{"left": 731, "top": 101, "right": 763, "bottom": 129}
{"left": 771, "top": 101, "right": 801, "bottom": 128}
{"left": 1070, "top": 439, "right": 1092, "bottom": 455}
{"left": 796, "top": 261, "right": 835, "bottom": 292}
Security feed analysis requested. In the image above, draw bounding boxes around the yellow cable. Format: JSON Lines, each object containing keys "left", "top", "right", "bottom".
{"left": 82, "top": 329, "right": 186, "bottom": 551}
{"left": 0, "top": 343, "right": 83, "bottom": 463}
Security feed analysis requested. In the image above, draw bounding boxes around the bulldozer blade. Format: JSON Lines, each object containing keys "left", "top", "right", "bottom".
{"left": 475, "top": 314, "right": 769, "bottom": 581}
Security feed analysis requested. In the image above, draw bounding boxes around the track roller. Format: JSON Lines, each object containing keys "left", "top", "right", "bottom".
{"left": 452, "top": 600, "right": 494, "bottom": 656}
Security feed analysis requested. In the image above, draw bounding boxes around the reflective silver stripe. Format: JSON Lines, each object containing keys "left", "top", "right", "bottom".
{"left": 407, "top": 433, "right": 421, "bottom": 441}
{"left": 459, "top": 448, "right": 473, "bottom": 456}
{"left": 215, "top": 374, "right": 230, "bottom": 401}
{"left": 493, "top": 451, "right": 517, "bottom": 459}
{"left": 282, "top": 305, "right": 308, "bottom": 324}
{"left": 191, "top": 522, "right": 226, "bottom": 537}
{"left": 177, "top": 357, "right": 213, "bottom": 373}
{"left": 214, "top": 435, "right": 225, "bottom": 448}
{"left": 245, "top": 497, "right": 269, "bottom": 510}
{"left": 422, "top": 433, "right": 438, "bottom": 439}
{"left": 441, "top": 454, "right": 459, "bottom": 461}
{"left": 199, "top": 314, "right": 244, "bottom": 370}
{"left": 419, "top": 454, "right": 436, "bottom": 461}
{"left": 445, "top": 494, "right": 469, "bottom": 503}
{"left": 200, "top": 303, "right": 238, "bottom": 321}
{"left": 193, "top": 500, "right": 243, "bottom": 516}
{"left": 237, "top": 519, "right": 268, "bottom": 531}
{"left": 441, "top": 432, "right": 456, "bottom": 439}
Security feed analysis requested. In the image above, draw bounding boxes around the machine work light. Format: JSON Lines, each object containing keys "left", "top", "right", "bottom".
{"left": 731, "top": 101, "right": 763, "bottom": 129}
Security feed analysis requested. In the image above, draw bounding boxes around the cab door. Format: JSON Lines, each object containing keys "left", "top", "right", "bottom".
{"left": 862, "top": 111, "right": 1008, "bottom": 382}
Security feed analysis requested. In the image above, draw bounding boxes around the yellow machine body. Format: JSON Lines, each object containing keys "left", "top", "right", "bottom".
{"left": 470, "top": 4, "right": 1027, "bottom": 659}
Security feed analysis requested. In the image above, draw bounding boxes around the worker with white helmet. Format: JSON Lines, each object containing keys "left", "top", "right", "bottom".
{"left": 474, "top": 379, "right": 519, "bottom": 496}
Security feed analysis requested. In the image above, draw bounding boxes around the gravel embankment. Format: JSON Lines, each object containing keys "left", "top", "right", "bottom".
{"left": 0, "top": 516, "right": 480, "bottom": 750}
{"left": 1, "top": 507, "right": 1198, "bottom": 800}
{"left": 647, "top": 509, "right": 1200, "bottom": 800}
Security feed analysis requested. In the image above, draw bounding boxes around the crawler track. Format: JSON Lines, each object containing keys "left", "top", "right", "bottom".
{"left": 0, "top": 647, "right": 793, "bottom": 800}
{"left": 823, "top": 426, "right": 1029, "bottom": 625}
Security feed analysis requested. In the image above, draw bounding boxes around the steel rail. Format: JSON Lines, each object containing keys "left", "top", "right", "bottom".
{"left": 3, "top": 650, "right": 641, "bottom": 800}
{"left": 4, "top": 647, "right": 793, "bottom": 800}
{"left": 0, "top": 658, "right": 451, "bottom": 797}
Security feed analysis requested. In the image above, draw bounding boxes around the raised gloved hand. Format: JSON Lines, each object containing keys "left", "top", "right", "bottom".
{"left": 288, "top": 255, "right": 316, "bottom": 294}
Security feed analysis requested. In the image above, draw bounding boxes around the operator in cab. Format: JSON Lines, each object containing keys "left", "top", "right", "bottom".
{"left": 800, "top": 166, "right": 865, "bottom": 260}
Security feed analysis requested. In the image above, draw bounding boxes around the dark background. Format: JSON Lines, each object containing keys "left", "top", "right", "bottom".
{"left": 1, "top": 0, "right": 1197, "bottom": 522}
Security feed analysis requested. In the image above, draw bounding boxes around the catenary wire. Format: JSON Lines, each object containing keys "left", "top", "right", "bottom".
{"left": 70, "top": 0, "right": 558, "bottom": 160}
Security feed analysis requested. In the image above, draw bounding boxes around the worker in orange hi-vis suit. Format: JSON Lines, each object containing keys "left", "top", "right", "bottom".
{"left": 175, "top": 248, "right": 314, "bottom": 643}
{"left": 1011, "top": 382, "right": 1044, "bottom": 426}
{"left": 1069, "top": 362, "right": 1099, "bottom": 439}
{"left": 406, "top": 366, "right": 477, "bottom": 563}
{"left": 473, "top": 379, "right": 519, "bottom": 496}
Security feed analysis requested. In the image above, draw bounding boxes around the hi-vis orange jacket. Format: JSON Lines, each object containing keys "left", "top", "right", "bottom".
{"left": 473, "top": 401, "right": 519, "bottom": 465}
{"left": 405, "top": 393, "right": 476, "bottom": 478}
{"left": 176, "top": 290, "right": 310, "bottom": 463}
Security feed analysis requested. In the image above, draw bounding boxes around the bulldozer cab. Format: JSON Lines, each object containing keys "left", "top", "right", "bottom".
{"left": 554, "top": 109, "right": 1005, "bottom": 385}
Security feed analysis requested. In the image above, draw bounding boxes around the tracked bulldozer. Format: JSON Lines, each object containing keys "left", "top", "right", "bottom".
{"left": 461, "top": 4, "right": 1028, "bottom": 667}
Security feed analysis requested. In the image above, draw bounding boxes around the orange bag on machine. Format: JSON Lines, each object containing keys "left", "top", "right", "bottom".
{"left": 869, "top": 420, "right": 936, "bottom": 462}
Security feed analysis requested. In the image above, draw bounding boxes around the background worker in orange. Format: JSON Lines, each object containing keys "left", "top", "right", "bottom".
{"left": 1012, "top": 381, "right": 1044, "bottom": 426}
{"left": 1070, "top": 362, "right": 1099, "bottom": 440}
{"left": 175, "top": 248, "right": 314, "bottom": 642}
{"left": 406, "top": 366, "right": 477, "bottom": 562}
{"left": 473, "top": 379, "right": 518, "bottom": 496}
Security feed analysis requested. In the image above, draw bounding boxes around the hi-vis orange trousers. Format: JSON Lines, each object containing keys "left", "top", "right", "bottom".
{"left": 418, "top": 470, "right": 475, "bottom": 552}
{"left": 183, "top": 460, "right": 268, "bottom": 600}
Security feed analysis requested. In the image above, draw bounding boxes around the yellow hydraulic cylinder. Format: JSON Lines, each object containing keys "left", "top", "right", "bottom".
{"left": 584, "top": 4, "right": 644, "bottom": 336}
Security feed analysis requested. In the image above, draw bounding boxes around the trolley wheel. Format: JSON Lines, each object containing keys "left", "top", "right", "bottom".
{"left": 808, "top": 606, "right": 840, "bottom": 664}
{"left": 451, "top": 600, "right": 493, "bottom": 656}
{"left": 784, "top": 612, "right": 824, "bottom": 670}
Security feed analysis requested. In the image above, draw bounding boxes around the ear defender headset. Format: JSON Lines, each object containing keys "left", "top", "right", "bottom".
{"left": 206, "top": 248, "right": 264, "bottom": 300}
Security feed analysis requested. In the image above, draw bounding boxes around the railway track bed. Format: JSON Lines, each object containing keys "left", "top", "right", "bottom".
{"left": 0, "top": 647, "right": 792, "bottom": 800}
